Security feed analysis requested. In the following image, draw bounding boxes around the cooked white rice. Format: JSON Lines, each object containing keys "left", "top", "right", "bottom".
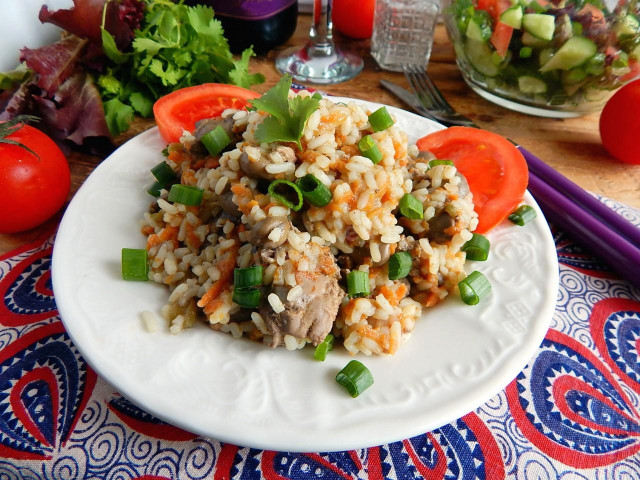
{"left": 140, "top": 90, "right": 478, "bottom": 355}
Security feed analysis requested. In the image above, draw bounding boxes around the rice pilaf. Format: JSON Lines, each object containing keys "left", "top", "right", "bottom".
{"left": 141, "top": 89, "right": 478, "bottom": 355}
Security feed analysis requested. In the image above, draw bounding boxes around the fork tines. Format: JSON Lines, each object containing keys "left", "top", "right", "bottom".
{"left": 402, "top": 65, "right": 475, "bottom": 127}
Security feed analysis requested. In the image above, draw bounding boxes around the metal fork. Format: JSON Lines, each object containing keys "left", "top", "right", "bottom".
{"left": 402, "top": 64, "right": 477, "bottom": 128}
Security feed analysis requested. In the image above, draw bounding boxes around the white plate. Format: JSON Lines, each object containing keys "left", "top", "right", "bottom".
{"left": 52, "top": 99, "right": 558, "bottom": 452}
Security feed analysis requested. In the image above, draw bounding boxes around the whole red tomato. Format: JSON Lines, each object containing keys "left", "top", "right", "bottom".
{"left": 0, "top": 123, "right": 70, "bottom": 233}
{"left": 599, "top": 79, "right": 640, "bottom": 164}
{"left": 332, "top": 0, "right": 375, "bottom": 39}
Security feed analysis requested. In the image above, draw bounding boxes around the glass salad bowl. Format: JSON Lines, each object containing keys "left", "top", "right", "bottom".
{"left": 442, "top": 0, "right": 640, "bottom": 117}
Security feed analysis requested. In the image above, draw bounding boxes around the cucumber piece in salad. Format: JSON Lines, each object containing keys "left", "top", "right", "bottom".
{"left": 539, "top": 36, "right": 598, "bottom": 72}
{"left": 521, "top": 31, "right": 551, "bottom": 47}
{"left": 518, "top": 75, "right": 547, "bottom": 93}
{"left": 522, "top": 13, "right": 556, "bottom": 41}
{"left": 500, "top": 6, "right": 523, "bottom": 29}
{"left": 466, "top": 17, "right": 488, "bottom": 42}
{"left": 464, "top": 38, "right": 502, "bottom": 76}
{"left": 466, "top": 11, "right": 493, "bottom": 42}
{"left": 615, "top": 14, "right": 639, "bottom": 38}
{"left": 448, "top": 0, "right": 640, "bottom": 109}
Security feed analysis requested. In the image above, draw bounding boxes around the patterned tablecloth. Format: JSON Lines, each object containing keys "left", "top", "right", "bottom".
{"left": 1, "top": 196, "right": 639, "bottom": 480}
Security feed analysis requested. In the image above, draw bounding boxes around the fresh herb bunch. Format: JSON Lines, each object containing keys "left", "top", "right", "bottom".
{"left": 0, "top": 0, "right": 265, "bottom": 144}
{"left": 99, "top": 0, "right": 265, "bottom": 135}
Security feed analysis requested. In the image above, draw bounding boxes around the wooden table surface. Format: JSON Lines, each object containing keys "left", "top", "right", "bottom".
{"left": 2, "top": 14, "right": 639, "bottom": 254}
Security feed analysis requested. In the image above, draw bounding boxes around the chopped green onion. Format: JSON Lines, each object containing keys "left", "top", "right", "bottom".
{"left": 168, "top": 184, "right": 204, "bottom": 206}
{"left": 234, "top": 266, "right": 263, "bottom": 288}
{"left": 571, "top": 21, "right": 583, "bottom": 35}
{"left": 161, "top": 147, "right": 169, "bottom": 157}
{"left": 147, "top": 180, "right": 164, "bottom": 198}
{"left": 458, "top": 271, "right": 491, "bottom": 305}
{"left": 461, "top": 233, "right": 490, "bottom": 261}
{"left": 586, "top": 53, "right": 605, "bottom": 75}
{"left": 200, "top": 125, "right": 231, "bottom": 156}
{"left": 121, "top": 248, "right": 148, "bottom": 281}
{"left": 336, "top": 360, "right": 374, "bottom": 397}
{"left": 519, "top": 46, "right": 533, "bottom": 58}
{"left": 297, "top": 174, "right": 332, "bottom": 207}
{"left": 612, "top": 51, "right": 629, "bottom": 69}
{"left": 388, "top": 252, "right": 412, "bottom": 280}
{"left": 268, "top": 179, "right": 304, "bottom": 211}
{"left": 398, "top": 193, "right": 424, "bottom": 220}
{"left": 347, "top": 270, "right": 370, "bottom": 298}
{"left": 428, "top": 159, "right": 454, "bottom": 168}
{"left": 232, "top": 287, "right": 261, "bottom": 308}
{"left": 312, "top": 92, "right": 323, "bottom": 100}
{"left": 151, "top": 161, "right": 176, "bottom": 185}
{"left": 314, "top": 333, "right": 335, "bottom": 361}
{"left": 508, "top": 205, "right": 537, "bottom": 226}
{"left": 368, "top": 106, "right": 394, "bottom": 132}
{"left": 358, "top": 135, "right": 383, "bottom": 164}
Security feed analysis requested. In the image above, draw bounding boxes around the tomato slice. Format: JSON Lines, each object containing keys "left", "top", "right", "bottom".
{"left": 416, "top": 127, "right": 529, "bottom": 234}
{"left": 490, "top": 22, "right": 513, "bottom": 58}
{"left": 153, "top": 84, "right": 260, "bottom": 143}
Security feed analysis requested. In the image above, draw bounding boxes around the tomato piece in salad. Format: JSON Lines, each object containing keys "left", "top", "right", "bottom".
{"left": 476, "top": 0, "right": 512, "bottom": 21}
{"left": 416, "top": 127, "right": 529, "bottom": 234}
{"left": 490, "top": 22, "right": 513, "bottom": 58}
{"left": 153, "top": 84, "right": 260, "bottom": 143}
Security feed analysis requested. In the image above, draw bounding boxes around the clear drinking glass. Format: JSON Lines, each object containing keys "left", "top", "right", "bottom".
{"left": 275, "top": 0, "right": 363, "bottom": 84}
{"left": 371, "top": 0, "right": 440, "bottom": 72}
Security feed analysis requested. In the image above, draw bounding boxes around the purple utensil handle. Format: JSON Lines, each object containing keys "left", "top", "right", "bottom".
{"left": 528, "top": 171, "right": 640, "bottom": 288}
{"left": 519, "top": 146, "right": 640, "bottom": 248}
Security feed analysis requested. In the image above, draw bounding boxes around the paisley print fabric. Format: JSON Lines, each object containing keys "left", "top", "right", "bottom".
{"left": 1, "top": 198, "right": 639, "bottom": 479}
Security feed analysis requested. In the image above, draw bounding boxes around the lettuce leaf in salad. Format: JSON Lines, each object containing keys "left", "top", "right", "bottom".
{"left": 0, "top": 65, "right": 32, "bottom": 92}
{"left": 34, "top": 71, "right": 110, "bottom": 144}
{"left": 21, "top": 36, "right": 89, "bottom": 96}
{"left": 39, "top": 0, "right": 143, "bottom": 50}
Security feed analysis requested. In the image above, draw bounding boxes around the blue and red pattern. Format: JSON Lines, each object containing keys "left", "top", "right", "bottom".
{"left": 1, "top": 197, "right": 639, "bottom": 479}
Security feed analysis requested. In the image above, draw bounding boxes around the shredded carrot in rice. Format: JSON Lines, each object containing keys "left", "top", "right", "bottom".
{"left": 185, "top": 222, "right": 203, "bottom": 249}
{"left": 340, "top": 144, "right": 358, "bottom": 156}
{"left": 141, "top": 225, "right": 154, "bottom": 236}
{"left": 181, "top": 169, "right": 197, "bottom": 186}
{"left": 379, "top": 283, "right": 407, "bottom": 306}
{"left": 355, "top": 323, "right": 392, "bottom": 352}
{"left": 369, "top": 266, "right": 383, "bottom": 279}
{"left": 147, "top": 225, "right": 179, "bottom": 250}
{"left": 231, "top": 183, "right": 251, "bottom": 197}
{"left": 342, "top": 299, "right": 357, "bottom": 319}
{"left": 203, "top": 297, "right": 227, "bottom": 316}
{"left": 204, "top": 157, "right": 220, "bottom": 169}
{"left": 413, "top": 291, "right": 441, "bottom": 307}
{"left": 299, "top": 149, "right": 319, "bottom": 163}
{"left": 198, "top": 240, "right": 240, "bottom": 313}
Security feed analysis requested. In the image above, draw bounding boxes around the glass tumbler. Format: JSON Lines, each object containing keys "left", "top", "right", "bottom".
{"left": 371, "top": 0, "right": 440, "bottom": 72}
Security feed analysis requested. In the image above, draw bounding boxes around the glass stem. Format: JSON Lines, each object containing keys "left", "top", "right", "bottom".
{"left": 309, "top": 0, "right": 335, "bottom": 52}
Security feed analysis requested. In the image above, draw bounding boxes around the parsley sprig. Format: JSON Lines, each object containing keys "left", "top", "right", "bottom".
{"left": 249, "top": 75, "right": 320, "bottom": 150}
{"left": 99, "top": 0, "right": 265, "bottom": 136}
